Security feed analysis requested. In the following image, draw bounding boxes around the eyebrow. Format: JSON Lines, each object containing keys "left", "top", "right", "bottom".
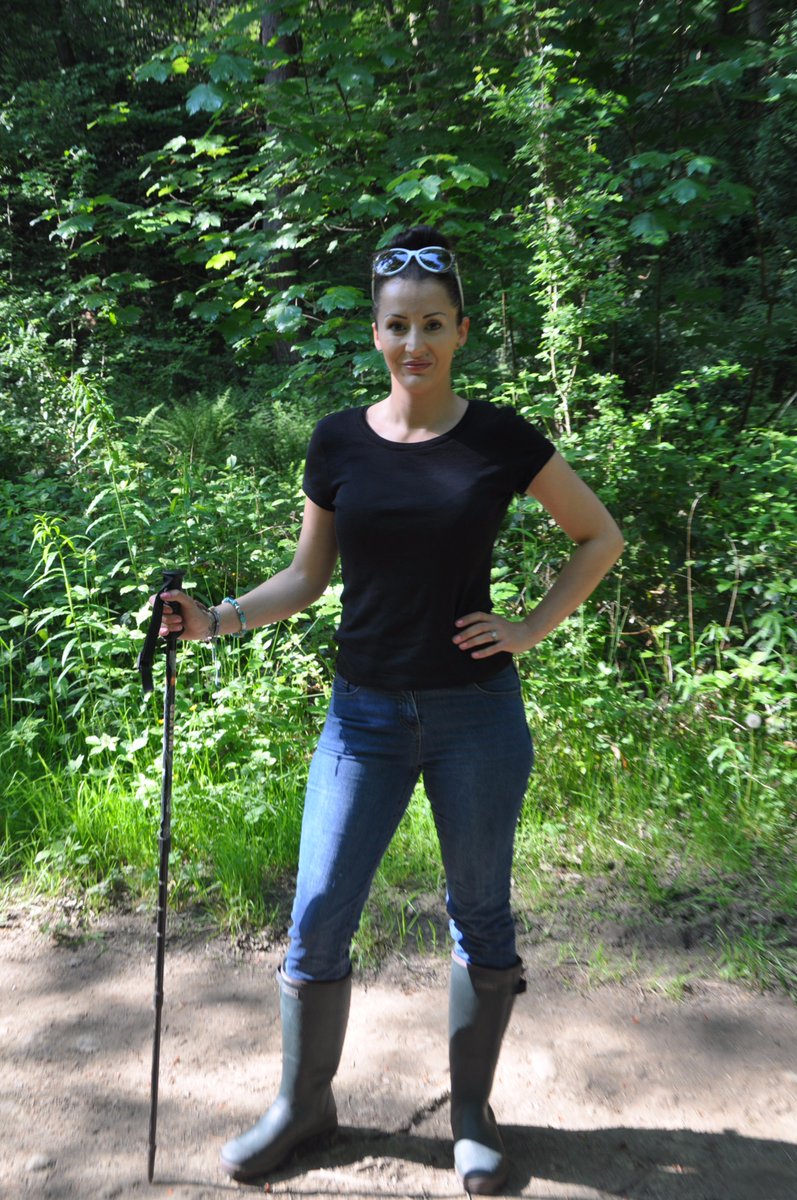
{"left": 384, "top": 311, "right": 447, "bottom": 319}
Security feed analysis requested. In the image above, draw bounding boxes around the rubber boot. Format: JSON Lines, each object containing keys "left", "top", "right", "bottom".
{"left": 449, "top": 955, "right": 526, "bottom": 1195}
{"left": 220, "top": 967, "right": 352, "bottom": 1181}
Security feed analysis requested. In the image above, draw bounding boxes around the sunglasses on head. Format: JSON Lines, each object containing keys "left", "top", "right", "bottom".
{"left": 372, "top": 246, "right": 464, "bottom": 310}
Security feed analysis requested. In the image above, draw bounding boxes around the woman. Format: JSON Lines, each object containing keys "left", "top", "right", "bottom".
{"left": 155, "top": 226, "right": 624, "bottom": 1194}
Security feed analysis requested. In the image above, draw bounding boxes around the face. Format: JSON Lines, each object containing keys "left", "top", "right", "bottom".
{"left": 372, "top": 277, "right": 469, "bottom": 396}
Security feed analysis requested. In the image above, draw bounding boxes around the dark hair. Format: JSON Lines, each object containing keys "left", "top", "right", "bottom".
{"left": 372, "top": 225, "right": 464, "bottom": 322}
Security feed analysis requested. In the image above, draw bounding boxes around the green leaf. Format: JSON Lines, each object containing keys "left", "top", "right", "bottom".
{"left": 630, "top": 151, "right": 676, "bottom": 171}
{"left": 53, "top": 214, "right": 95, "bottom": 239}
{"left": 88, "top": 102, "right": 130, "bottom": 130}
{"left": 192, "top": 299, "right": 227, "bottom": 321}
{"left": 86, "top": 733, "right": 119, "bottom": 755}
{"left": 386, "top": 169, "right": 421, "bottom": 196}
{"left": 283, "top": 131, "right": 317, "bottom": 155}
{"left": 328, "top": 63, "right": 374, "bottom": 91}
{"left": 766, "top": 75, "right": 797, "bottom": 101}
{"left": 666, "top": 178, "right": 704, "bottom": 205}
{"left": 695, "top": 60, "right": 745, "bottom": 85}
{"left": 209, "top": 54, "right": 254, "bottom": 83}
{"left": 114, "top": 305, "right": 143, "bottom": 325}
{"left": 450, "top": 163, "right": 490, "bottom": 189}
{"left": 393, "top": 180, "right": 422, "bottom": 201}
{"left": 186, "top": 83, "right": 228, "bottom": 115}
{"left": 194, "top": 211, "right": 222, "bottom": 231}
{"left": 714, "top": 180, "right": 754, "bottom": 215}
{"left": 136, "top": 60, "right": 170, "bottom": 83}
{"left": 316, "top": 286, "right": 363, "bottom": 314}
{"left": 420, "top": 174, "right": 443, "bottom": 201}
{"left": 686, "top": 156, "right": 715, "bottom": 177}
{"left": 205, "top": 250, "right": 237, "bottom": 270}
{"left": 267, "top": 302, "right": 303, "bottom": 333}
{"left": 191, "top": 135, "right": 231, "bottom": 159}
{"left": 629, "top": 211, "right": 670, "bottom": 245}
{"left": 229, "top": 189, "right": 268, "bottom": 205}
{"left": 162, "top": 207, "right": 193, "bottom": 224}
{"left": 352, "top": 349, "right": 383, "bottom": 376}
{"left": 351, "top": 193, "right": 389, "bottom": 218}
{"left": 172, "top": 56, "right": 191, "bottom": 75}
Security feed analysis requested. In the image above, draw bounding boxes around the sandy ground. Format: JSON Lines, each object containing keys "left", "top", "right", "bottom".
{"left": 1, "top": 902, "right": 796, "bottom": 1200}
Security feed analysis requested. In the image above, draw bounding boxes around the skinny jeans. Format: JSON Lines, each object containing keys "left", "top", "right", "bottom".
{"left": 284, "top": 664, "right": 533, "bottom": 982}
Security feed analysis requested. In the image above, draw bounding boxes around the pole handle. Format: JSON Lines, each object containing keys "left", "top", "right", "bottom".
{"left": 138, "top": 568, "right": 185, "bottom": 694}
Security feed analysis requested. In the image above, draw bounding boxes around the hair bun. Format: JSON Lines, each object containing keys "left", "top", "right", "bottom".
{"left": 387, "top": 225, "right": 451, "bottom": 252}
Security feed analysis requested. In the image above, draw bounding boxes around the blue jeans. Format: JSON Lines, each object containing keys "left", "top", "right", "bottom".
{"left": 284, "top": 664, "right": 533, "bottom": 981}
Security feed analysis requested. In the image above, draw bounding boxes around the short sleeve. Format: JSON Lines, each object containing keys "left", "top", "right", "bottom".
{"left": 302, "top": 419, "right": 335, "bottom": 511}
{"left": 503, "top": 407, "right": 556, "bottom": 493}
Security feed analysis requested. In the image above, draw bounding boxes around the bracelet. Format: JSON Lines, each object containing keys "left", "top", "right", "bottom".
{"left": 223, "top": 596, "right": 247, "bottom": 636}
{"left": 205, "top": 606, "right": 221, "bottom": 641}
{"left": 195, "top": 599, "right": 220, "bottom": 643}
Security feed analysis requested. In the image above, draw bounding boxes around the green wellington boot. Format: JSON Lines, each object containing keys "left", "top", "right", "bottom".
{"left": 449, "top": 955, "right": 526, "bottom": 1195}
{"left": 220, "top": 968, "right": 352, "bottom": 1182}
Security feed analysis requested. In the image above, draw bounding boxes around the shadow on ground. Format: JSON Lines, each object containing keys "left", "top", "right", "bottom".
{"left": 163, "top": 1123, "right": 797, "bottom": 1200}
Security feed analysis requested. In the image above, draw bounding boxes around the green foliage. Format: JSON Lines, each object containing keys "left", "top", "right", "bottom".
{"left": 1, "top": 375, "right": 793, "bottom": 936}
{"left": 0, "top": 2, "right": 794, "bottom": 976}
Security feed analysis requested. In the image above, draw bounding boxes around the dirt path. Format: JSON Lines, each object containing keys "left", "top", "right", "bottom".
{"left": 1, "top": 903, "right": 795, "bottom": 1200}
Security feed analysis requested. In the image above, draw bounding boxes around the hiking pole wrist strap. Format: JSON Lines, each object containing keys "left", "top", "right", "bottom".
{"left": 138, "top": 568, "right": 185, "bottom": 695}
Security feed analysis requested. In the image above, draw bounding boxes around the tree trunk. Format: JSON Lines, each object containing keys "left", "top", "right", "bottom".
{"left": 53, "top": 0, "right": 76, "bottom": 69}
{"left": 434, "top": 0, "right": 451, "bottom": 38}
{"left": 382, "top": 0, "right": 402, "bottom": 33}
{"left": 261, "top": 6, "right": 302, "bottom": 84}
{"left": 747, "top": 0, "right": 769, "bottom": 40}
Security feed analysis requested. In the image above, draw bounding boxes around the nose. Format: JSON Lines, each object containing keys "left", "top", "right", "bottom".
{"left": 405, "top": 323, "right": 427, "bottom": 353}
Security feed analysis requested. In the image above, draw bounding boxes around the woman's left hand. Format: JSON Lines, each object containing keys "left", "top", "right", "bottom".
{"left": 452, "top": 611, "right": 540, "bottom": 659}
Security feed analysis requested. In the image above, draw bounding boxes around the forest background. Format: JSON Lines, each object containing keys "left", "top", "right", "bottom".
{"left": 1, "top": 0, "right": 795, "bottom": 993}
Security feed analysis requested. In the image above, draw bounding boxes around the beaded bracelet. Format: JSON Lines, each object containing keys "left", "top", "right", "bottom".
{"left": 223, "top": 595, "right": 247, "bottom": 636}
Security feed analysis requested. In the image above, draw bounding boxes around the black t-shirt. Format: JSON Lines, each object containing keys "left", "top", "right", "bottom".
{"left": 302, "top": 400, "right": 556, "bottom": 689}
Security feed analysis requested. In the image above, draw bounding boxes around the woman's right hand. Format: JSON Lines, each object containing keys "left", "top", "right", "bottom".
{"left": 151, "top": 590, "right": 213, "bottom": 642}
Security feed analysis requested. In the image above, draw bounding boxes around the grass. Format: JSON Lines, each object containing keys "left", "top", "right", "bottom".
{"left": 645, "top": 972, "right": 697, "bottom": 1001}
{"left": 552, "top": 940, "right": 637, "bottom": 988}
{"left": 1, "top": 630, "right": 795, "bottom": 994}
{"left": 718, "top": 926, "right": 797, "bottom": 995}
{"left": 2, "top": 379, "right": 794, "bottom": 996}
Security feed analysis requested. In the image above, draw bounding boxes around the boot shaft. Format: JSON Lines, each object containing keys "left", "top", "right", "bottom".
{"left": 449, "top": 957, "right": 525, "bottom": 1107}
{"left": 278, "top": 968, "right": 352, "bottom": 1101}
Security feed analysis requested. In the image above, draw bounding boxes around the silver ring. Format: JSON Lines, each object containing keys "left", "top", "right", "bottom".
{"left": 491, "top": 630, "right": 498, "bottom": 641}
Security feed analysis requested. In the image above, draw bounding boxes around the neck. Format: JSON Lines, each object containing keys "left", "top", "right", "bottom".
{"left": 370, "top": 386, "right": 467, "bottom": 442}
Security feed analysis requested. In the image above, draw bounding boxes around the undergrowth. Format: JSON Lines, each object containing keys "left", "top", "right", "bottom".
{"left": 1, "top": 376, "right": 795, "bottom": 997}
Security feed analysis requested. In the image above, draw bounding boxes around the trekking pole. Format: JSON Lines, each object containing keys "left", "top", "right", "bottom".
{"left": 138, "top": 568, "right": 184, "bottom": 1184}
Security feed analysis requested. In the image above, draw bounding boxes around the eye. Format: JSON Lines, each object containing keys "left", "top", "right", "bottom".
{"left": 425, "top": 320, "right": 443, "bottom": 332}
{"left": 386, "top": 320, "right": 406, "bottom": 333}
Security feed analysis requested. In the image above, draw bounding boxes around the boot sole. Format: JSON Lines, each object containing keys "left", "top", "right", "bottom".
{"left": 456, "top": 1163, "right": 509, "bottom": 1196}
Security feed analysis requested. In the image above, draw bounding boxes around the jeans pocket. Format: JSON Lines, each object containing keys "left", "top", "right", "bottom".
{"left": 332, "top": 673, "right": 361, "bottom": 697}
{"left": 471, "top": 664, "right": 522, "bottom": 696}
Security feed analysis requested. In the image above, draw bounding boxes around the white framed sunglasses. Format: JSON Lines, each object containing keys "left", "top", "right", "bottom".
{"left": 372, "top": 246, "right": 465, "bottom": 310}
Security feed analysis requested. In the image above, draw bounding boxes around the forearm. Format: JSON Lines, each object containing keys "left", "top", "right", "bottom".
{"left": 521, "top": 530, "right": 624, "bottom": 647}
{"left": 212, "top": 565, "right": 327, "bottom": 636}
{"left": 157, "top": 499, "right": 337, "bottom": 642}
